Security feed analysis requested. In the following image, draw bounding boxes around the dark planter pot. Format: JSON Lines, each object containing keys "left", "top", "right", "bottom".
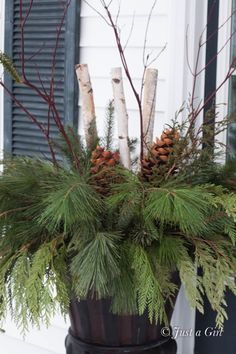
{"left": 65, "top": 274, "right": 180, "bottom": 354}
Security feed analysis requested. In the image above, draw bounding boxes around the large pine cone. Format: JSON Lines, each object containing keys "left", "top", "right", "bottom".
{"left": 141, "top": 129, "right": 179, "bottom": 181}
{"left": 90, "top": 146, "right": 120, "bottom": 194}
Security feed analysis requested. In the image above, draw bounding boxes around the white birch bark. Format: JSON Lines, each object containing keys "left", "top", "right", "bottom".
{"left": 75, "top": 64, "right": 98, "bottom": 148}
{"left": 111, "top": 67, "right": 131, "bottom": 169}
{"left": 142, "top": 68, "right": 158, "bottom": 154}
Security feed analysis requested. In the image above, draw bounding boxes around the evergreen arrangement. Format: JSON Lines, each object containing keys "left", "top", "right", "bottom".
{"left": 1, "top": 0, "right": 236, "bottom": 337}
{"left": 0, "top": 115, "right": 236, "bottom": 333}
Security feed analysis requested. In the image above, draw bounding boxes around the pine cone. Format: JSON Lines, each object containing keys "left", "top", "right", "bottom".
{"left": 90, "top": 146, "right": 120, "bottom": 194}
{"left": 141, "top": 129, "right": 179, "bottom": 181}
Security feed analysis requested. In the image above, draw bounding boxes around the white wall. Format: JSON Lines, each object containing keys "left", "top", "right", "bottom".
{"left": 0, "top": 1, "right": 209, "bottom": 354}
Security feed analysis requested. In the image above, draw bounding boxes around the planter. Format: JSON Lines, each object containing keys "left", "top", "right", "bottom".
{"left": 65, "top": 299, "right": 177, "bottom": 354}
{"left": 65, "top": 274, "right": 180, "bottom": 354}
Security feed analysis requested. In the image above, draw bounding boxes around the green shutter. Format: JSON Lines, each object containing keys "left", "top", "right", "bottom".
{"left": 4, "top": 0, "right": 80, "bottom": 158}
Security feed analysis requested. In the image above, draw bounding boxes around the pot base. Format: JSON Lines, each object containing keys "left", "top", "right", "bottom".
{"left": 65, "top": 328, "right": 177, "bottom": 354}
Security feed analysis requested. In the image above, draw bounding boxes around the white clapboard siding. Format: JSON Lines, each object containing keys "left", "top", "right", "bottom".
{"left": 0, "top": 1, "right": 210, "bottom": 354}
{"left": 1, "top": 314, "right": 69, "bottom": 354}
{"left": 0, "top": 333, "right": 64, "bottom": 354}
{"left": 79, "top": 0, "right": 170, "bottom": 139}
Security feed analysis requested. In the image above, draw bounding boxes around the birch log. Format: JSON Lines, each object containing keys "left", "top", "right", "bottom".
{"left": 75, "top": 64, "right": 98, "bottom": 148}
{"left": 111, "top": 68, "right": 131, "bottom": 170}
{"left": 142, "top": 68, "right": 158, "bottom": 154}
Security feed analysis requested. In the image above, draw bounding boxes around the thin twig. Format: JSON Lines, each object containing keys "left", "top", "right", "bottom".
{"left": 100, "top": 3, "right": 145, "bottom": 161}
{"left": 115, "top": 0, "right": 121, "bottom": 26}
{"left": 83, "top": 0, "right": 112, "bottom": 26}
{"left": 146, "top": 43, "right": 167, "bottom": 67}
{"left": 185, "top": 26, "right": 194, "bottom": 76}
{"left": 184, "top": 2, "right": 236, "bottom": 143}
{"left": 142, "top": 0, "right": 158, "bottom": 68}
{"left": 26, "top": 43, "right": 46, "bottom": 62}
{"left": 201, "top": 7, "right": 236, "bottom": 46}
{"left": 197, "top": 27, "right": 236, "bottom": 76}
{"left": 123, "top": 11, "right": 135, "bottom": 51}
{"left": 107, "top": 0, "right": 114, "bottom": 8}
{"left": 0, "top": 80, "right": 59, "bottom": 165}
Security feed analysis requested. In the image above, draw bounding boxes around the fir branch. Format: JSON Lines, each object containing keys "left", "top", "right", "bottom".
{"left": 104, "top": 100, "right": 115, "bottom": 150}
{"left": 108, "top": 170, "right": 143, "bottom": 229}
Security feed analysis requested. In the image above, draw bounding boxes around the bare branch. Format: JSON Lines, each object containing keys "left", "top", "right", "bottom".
{"left": 184, "top": 4, "right": 236, "bottom": 143}
{"left": 142, "top": 0, "right": 158, "bottom": 68}
{"left": 123, "top": 11, "right": 135, "bottom": 51}
{"left": 197, "top": 27, "right": 236, "bottom": 76}
{"left": 26, "top": 43, "right": 45, "bottom": 63}
{"left": 202, "top": 7, "right": 236, "bottom": 46}
{"left": 146, "top": 43, "right": 167, "bottom": 67}
{"left": 197, "top": 59, "right": 236, "bottom": 117}
{"left": 185, "top": 26, "right": 194, "bottom": 76}
{"left": 34, "top": 64, "right": 49, "bottom": 98}
{"left": 82, "top": 0, "right": 112, "bottom": 26}
{"left": 49, "top": 0, "right": 72, "bottom": 105}
{"left": 21, "top": 0, "right": 34, "bottom": 27}
{"left": 107, "top": 0, "right": 114, "bottom": 8}
{"left": 0, "top": 79, "right": 58, "bottom": 165}
{"left": 115, "top": 0, "right": 121, "bottom": 26}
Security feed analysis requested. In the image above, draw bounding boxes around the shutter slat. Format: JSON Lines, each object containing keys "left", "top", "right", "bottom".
{"left": 14, "top": 5, "right": 67, "bottom": 12}
{"left": 13, "top": 77, "right": 65, "bottom": 85}
{"left": 13, "top": 149, "right": 54, "bottom": 159}
{"left": 14, "top": 63, "right": 65, "bottom": 68}
{"left": 13, "top": 129, "right": 58, "bottom": 139}
{"left": 13, "top": 106, "right": 64, "bottom": 115}
{"left": 12, "top": 111, "right": 64, "bottom": 120}
{"left": 14, "top": 20, "right": 67, "bottom": 26}
{"left": 12, "top": 94, "right": 64, "bottom": 104}
{"left": 13, "top": 88, "right": 64, "bottom": 98}
{"left": 13, "top": 140, "right": 51, "bottom": 149}
{"left": 13, "top": 122, "right": 59, "bottom": 134}
{"left": 13, "top": 33, "right": 65, "bottom": 40}
{"left": 13, "top": 47, "right": 65, "bottom": 54}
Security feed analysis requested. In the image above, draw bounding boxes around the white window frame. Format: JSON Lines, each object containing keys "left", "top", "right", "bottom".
{"left": 216, "top": 0, "right": 233, "bottom": 151}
